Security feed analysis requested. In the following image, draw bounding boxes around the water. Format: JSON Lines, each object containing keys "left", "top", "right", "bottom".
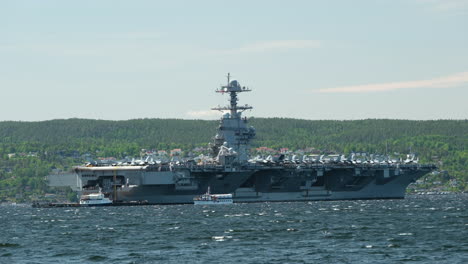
{"left": 1, "top": 195, "right": 467, "bottom": 264}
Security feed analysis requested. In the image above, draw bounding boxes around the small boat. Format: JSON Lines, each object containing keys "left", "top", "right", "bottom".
{"left": 79, "top": 190, "right": 113, "bottom": 206}
{"left": 193, "top": 187, "right": 233, "bottom": 205}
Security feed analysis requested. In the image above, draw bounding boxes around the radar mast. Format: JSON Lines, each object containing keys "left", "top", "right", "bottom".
{"left": 212, "top": 73, "right": 252, "bottom": 117}
{"left": 211, "top": 73, "right": 256, "bottom": 164}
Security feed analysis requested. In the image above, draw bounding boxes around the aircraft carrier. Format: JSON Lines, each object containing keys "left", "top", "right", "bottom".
{"left": 48, "top": 74, "right": 437, "bottom": 204}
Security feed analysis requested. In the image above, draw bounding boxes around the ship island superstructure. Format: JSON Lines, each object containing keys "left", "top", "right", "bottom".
{"left": 48, "top": 74, "right": 437, "bottom": 204}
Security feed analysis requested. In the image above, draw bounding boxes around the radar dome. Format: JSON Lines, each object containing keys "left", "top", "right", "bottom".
{"left": 230, "top": 80, "right": 241, "bottom": 88}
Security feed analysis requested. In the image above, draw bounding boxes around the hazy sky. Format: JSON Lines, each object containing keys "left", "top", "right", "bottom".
{"left": 1, "top": 0, "right": 467, "bottom": 121}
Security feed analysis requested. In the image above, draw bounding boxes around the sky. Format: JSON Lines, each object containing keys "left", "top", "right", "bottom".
{"left": 1, "top": 0, "right": 467, "bottom": 121}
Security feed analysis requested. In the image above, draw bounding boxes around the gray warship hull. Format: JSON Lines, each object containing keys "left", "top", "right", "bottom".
{"left": 51, "top": 163, "right": 434, "bottom": 204}
{"left": 47, "top": 74, "right": 436, "bottom": 204}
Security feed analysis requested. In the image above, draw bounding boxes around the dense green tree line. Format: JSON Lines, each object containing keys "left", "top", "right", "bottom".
{"left": 0, "top": 118, "right": 466, "bottom": 202}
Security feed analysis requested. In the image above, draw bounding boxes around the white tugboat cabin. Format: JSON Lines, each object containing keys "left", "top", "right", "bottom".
{"left": 194, "top": 187, "right": 233, "bottom": 205}
{"left": 79, "top": 190, "right": 113, "bottom": 206}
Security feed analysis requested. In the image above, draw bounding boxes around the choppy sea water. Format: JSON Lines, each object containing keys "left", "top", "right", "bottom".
{"left": 1, "top": 194, "right": 467, "bottom": 264}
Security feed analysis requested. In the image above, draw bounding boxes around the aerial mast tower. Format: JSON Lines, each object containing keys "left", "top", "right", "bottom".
{"left": 212, "top": 73, "right": 253, "bottom": 115}
{"left": 211, "top": 73, "right": 256, "bottom": 164}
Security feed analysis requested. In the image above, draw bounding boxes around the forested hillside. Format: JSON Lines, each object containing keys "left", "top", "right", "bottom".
{"left": 0, "top": 118, "right": 466, "bottom": 202}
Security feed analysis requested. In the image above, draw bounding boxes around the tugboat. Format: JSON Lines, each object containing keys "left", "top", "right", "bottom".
{"left": 193, "top": 187, "right": 233, "bottom": 205}
{"left": 79, "top": 190, "right": 113, "bottom": 206}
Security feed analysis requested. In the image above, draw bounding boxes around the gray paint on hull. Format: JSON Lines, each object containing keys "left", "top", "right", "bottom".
{"left": 115, "top": 170, "right": 427, "bottom": 204}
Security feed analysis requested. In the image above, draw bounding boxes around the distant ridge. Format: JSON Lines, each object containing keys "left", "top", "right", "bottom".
{"left": 0, "top": 118, "right": 466, "bottom": 148}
